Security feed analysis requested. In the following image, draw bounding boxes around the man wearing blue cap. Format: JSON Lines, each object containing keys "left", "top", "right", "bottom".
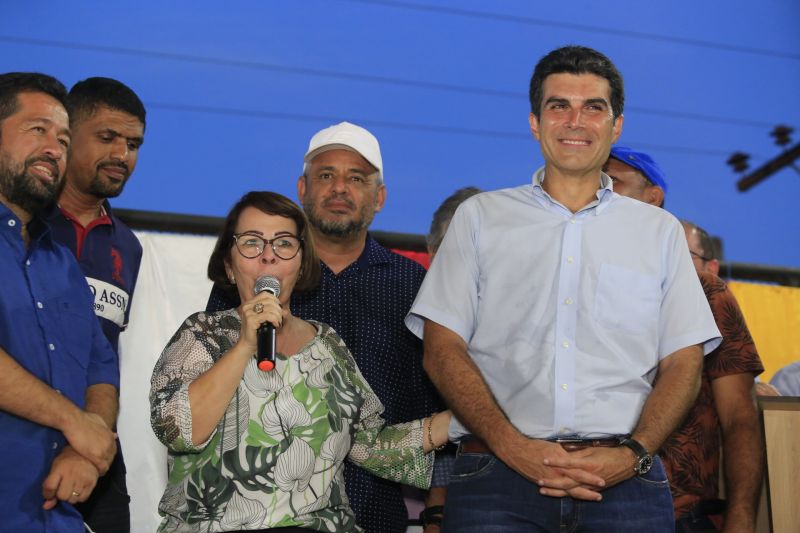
{"left": 604, "top": 145, "right": 668, "bottom": 207}
{"left": 606, "top": 146, "right": 765, "bottom": 532}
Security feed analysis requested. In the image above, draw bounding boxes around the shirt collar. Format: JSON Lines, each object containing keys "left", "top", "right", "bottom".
{"left": 321, "top": 234, "right": 392, "bottom": 276}
{"left": 0, "top": 202, "right": 52, "bottom": 244}
{"left": 530, "top": 166, "right": 615, "bottom": 216}
{"left": 45, "top": 200, "right": 114, "bottom": 228}
{"left": 356, "top": 234, "right": 394, "bottom": 270}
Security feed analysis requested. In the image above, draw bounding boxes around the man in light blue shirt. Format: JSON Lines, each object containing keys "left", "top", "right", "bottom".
{"left": 406, "top": 46, "right": 721, "bottom": 532}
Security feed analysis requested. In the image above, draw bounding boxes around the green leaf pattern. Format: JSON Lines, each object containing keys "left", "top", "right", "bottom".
{"left": 150, "top": 309, "right": 433, "bottom": 532}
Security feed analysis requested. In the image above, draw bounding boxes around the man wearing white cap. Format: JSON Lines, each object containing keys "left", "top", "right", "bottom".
{"left": 297, "top": 121, "right": 387, "bottom": 271}
{"left": 207, "top": 122, "right": 442, "bottom": 532}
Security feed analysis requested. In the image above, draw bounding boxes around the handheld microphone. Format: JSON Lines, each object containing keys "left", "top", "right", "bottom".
{"left": 254, "top": 276, "right": 281, "bottom": 372}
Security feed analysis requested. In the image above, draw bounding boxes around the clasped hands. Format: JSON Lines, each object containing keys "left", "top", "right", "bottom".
{"left": 501, "top": 437, "right": 638, "bottom": 501}
{"left": 43, "top": 410, "right": 117, "bottom": 510}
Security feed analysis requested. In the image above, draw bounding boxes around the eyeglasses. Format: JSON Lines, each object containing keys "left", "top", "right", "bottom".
{"left": 233, "top": 233, "right": 303, "bottom": 260}
{"left": 689, "top": 250, "right": 712, "bottom": 262}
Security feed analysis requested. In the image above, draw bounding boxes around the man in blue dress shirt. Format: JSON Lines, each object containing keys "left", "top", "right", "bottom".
{"left": 406, "top": 46, "right": 722, "bottom": 532}
{"left": 0, "top": 72, "right": 119, "bottom": 531}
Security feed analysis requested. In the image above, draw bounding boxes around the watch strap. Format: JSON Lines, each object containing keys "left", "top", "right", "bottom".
{"left": 420, "top": 505, "right": 444, "bottom": 527}
{"left": 619, "top": 437, "right": 648, "bottom": 458}
{"left": 620, "top": 437, "right": 653, "bottom": 474}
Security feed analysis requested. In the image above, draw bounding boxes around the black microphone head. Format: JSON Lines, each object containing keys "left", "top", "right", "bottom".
{"left": 254, "top": 275, "right": 281, "bottom": 297}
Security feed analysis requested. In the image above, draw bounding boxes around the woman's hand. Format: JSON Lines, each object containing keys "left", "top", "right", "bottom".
{"left": 236, "top": 291, "right": 283, "bottom": 353}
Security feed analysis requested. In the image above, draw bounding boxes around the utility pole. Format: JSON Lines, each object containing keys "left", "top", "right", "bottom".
{"left": 728, "top": 125, "right": 800, "bottom": 192}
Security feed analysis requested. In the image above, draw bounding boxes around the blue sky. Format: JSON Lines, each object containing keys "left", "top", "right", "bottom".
{"left": 3, "top": 0, "right": 798, "bottom": 266}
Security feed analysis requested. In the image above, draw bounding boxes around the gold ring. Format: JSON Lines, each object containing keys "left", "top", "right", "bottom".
{"left": 71, "top": 490, "right": 80, "bottom": 497}
{"left": 254, "top": 303, "right": 264, "bottom": 314}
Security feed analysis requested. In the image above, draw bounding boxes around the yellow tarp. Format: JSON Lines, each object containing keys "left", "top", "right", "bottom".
{"left": 728, "top": 281, "right": 800, "bottom": 381}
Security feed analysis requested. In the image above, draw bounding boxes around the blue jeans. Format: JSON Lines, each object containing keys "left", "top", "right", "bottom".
{"left": 442, "top": 450, "right": 674, "bottom": 532}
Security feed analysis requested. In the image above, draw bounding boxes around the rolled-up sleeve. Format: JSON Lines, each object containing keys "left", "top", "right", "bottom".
{"left": 149, "top": 312, "right": 216, "bottom": 453}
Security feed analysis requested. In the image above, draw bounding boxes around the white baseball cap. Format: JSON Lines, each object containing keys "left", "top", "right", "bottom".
{"left": 303, "top": 121, "right": 383, "bottom": 182}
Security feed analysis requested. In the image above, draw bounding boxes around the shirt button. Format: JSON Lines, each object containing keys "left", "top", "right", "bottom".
{"left": 48, "top": 343, "right": 55, "bottom": 351}
{"left": 52, "top": 442, "right": 58, "bottom": 449}
{"left": 562, "top": 341, "right": 570, "bottom": 348}
{"left": 570, "top": 218, "right": 576, "bottom": 224}
{"left": 37, "top": 301, "right": 44, "bottom": 309}
{"left": 26, "top": 260, "right": 31, "bottom": 266}
{"left": 55, "top": 389, "right": 62, "bottom": 395}
{"left": 7, "top": 219, "right": 16, "bottom": 227}
{"left": 561, "top": 383, "right": 568, "bottom": 390}
{"left": 567, "top": 256, "right": 574, "bottom": 263}
{"left": 564, "top": 298, "right": 573, "bottom": 305}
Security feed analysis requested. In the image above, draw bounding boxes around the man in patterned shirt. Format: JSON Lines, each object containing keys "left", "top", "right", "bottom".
{"left": 207, "top": 122, "right": 442, "bottom": 532}
{"left": 606, "top": 147, "right": 765, "bottom": 532}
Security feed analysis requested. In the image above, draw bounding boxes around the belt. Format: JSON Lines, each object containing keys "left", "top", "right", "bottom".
{"left": 459, "top": 437, "right": 623, "bottom": 454}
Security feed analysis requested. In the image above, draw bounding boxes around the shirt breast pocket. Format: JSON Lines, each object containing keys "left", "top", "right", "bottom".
{"left": 55, "top": 299, "right": 93, "bottom": 371}
{"left": 594, "top": 263, "right": 660, "bottom": 334}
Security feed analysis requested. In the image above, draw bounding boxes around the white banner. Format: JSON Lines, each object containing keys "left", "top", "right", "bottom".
{"left": 117, "top": 230, "right": 216, "bottom": 533}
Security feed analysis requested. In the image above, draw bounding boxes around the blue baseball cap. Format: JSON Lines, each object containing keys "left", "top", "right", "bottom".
{"left": 609, "top": 146, "right": 669, "bottom": 194}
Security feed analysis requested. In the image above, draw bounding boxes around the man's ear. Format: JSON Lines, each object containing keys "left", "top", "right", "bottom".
{"left": 706, "top": 258, "right": 720, "bottom": 277}
{"left": 374, "top": 183, "right": 386, "bottom": 213}
{"left": 297, "top": 174, "right": 306, "bottom": 206}
{"left": 529, "top": 112, "right": 541, "bottom": 141}
{"left": 611, "top": 113, "right": 624, "bottom": 143}
{"left": 646, "top": 186, "right": 665, "bottom": 208}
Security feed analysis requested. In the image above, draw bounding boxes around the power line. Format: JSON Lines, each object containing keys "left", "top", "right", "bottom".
{"left": 0, "top": 35, "right": 515, "bottom": 98}
{"left": 343, "top": 0, "right": 800, "bottom": 61}
{"left": 0, "top": 35, "right": 778, "bottom": 129}
{"left": 147, "top": 101, "right": 762, "bottom": 159}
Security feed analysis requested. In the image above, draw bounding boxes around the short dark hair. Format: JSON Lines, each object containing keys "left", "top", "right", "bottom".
{"left": 0, "top": 72, "right": 67, "bottom": 128}
{"left": 427, "top": 186, "right": 482, "bottom": 254}
{"left": 682, "top": 220, "right": 720, "bottom": 260}
{"left": 208, "top": 191, "right": 321, "bottom": 301}
{"left": 67, "top": 77, "right": 146, "bottom": 129}
{"left": 529, "top": 46, "right": 624, "bottom": 120}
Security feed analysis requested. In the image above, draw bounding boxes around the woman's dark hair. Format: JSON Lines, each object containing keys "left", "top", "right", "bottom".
{"left": 208, "top": 191, "right": 321, "bottom": 300}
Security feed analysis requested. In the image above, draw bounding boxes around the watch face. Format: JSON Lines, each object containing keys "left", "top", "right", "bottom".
{"left": 636, "top": 455, "right": 653, "bottom": 475}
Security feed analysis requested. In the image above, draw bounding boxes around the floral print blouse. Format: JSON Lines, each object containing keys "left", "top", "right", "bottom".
{"left": 150, "top": 309, "right": 432, "bottom": 532}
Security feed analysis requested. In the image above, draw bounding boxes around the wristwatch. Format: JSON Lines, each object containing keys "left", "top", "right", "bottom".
{"left": 419, "top": 505, "right": 444, "bottom": 528}
{"left": 619, "top": 437, "right": 653, "bottom": 475}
